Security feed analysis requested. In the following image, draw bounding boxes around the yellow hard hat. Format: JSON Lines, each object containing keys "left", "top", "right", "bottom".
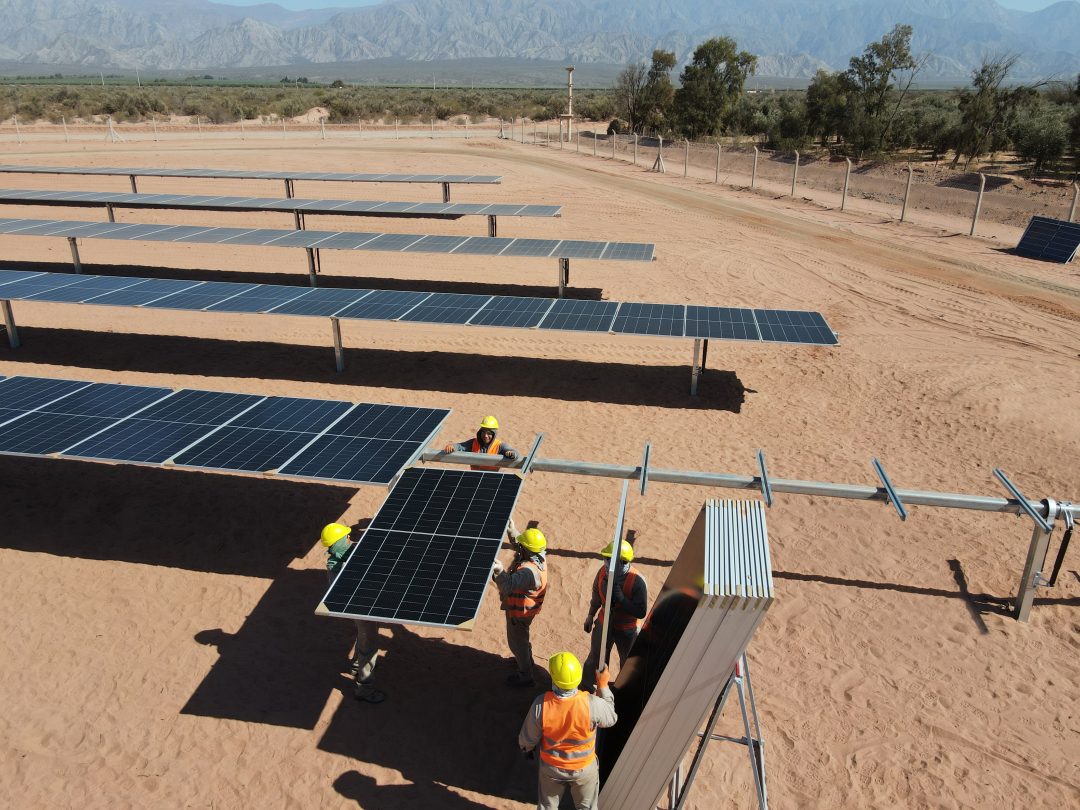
{"left": 601, "top": 539, "right": 634, "bottom": 563}
{"left": 516, "top": 528, "right": 547, "bottom": 553}
{"left": 549, "top": 652, "right": 583, "bottom": 691}
{"left": 479, "top": 415, "right": 499, "bottom": 431}
{"left": 320, "top": 523, "right": 351, "bottom": 547}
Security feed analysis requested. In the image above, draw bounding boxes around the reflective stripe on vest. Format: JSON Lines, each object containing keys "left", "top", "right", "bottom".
{"left": 506, "top": 559, "right": 547, "bottom": 620}
{"left": 596, "top": 567, "right": 640, "bottom": 631}
{"left": 469, "top": 437, "right": 502, "bottom": 471}
{"left": 539, "top": 691, "right": 596, "bottom": 770}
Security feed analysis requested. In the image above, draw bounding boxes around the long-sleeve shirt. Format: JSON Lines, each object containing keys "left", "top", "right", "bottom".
{"left": 588, "top": 565, "right": 649, "bottom": 622}
{"left": 518, "top": 687, "right": 617, "bottom": 752}
{"left": 450, "top": 437, "right": 518, "bottom": 457}
{"left": 496, "top": 554, "right": 544, "bottom": 602}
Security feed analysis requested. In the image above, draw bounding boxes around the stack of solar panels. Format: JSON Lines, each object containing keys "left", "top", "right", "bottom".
{"left": 317, "top": 467, "right": 523, "bottom": 629}
{"left": 1014, "top": 216, "right": 1080, "bottom": 263}
{"left": 599, "top": 500, "right": 774, "bottom": 809}
{"left": 0, "top": 375, "right": 448, "bottom": 486}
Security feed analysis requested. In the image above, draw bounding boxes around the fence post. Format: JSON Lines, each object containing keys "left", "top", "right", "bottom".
{"left": 534, "top": 121, "right": 537, "bottom": 144}
{"left": 612, "top": 134, "right": 616, "bottom": 160}
{"left": 751, "top": 146, "right": 759, "bottom": 189}
{"left": 239, "top": 118, "right": 244, "bottom": 140}
{"left": 681, "top": 140, "right": 687, "bottom": 177}
{"left": 431, "top": 118, "right": 435, "bottom": 139}
{"left": 970, "top": 173, "right": 986, "bottom": 236}
{"left": 1069, "top": 182, "right": 1079, "bottom": 222}
{"left": 634, "top": 133, "right": 638, "bottom": 165}
{"left": 546, "top": 122, "right": 550, "bottom": 144}
{"left": 62, "top": 116, "right": 69, "bottom": 143}
{"left": 320, "top": 118, "right": 325, "bottom": 140}
{"left": 593, "top": 133, "right": 597, "bottom": 157}
{"left": 396, "top": 119, "right": 399, "bottom": 139}
{"left": 197, "top": 115, "right": 202, "bottom": 135}
{"left": 715, "top": 143, "right": 721, "bottom": 183}
{"left": 282, "top": 117, "right": 286, "bottom": 138}
{"left": 900, "top": 164, "right": 914, "bottom": 222}
{"left": 13, "top": 116, "right": 21, "bottom": 145}
{"left": 791, "top": 150, "right": 800, "bottom": 196}
{"left": 465, "top": 117, "right": 469, "bottom": 140}
{"left": 841, "top": 158, "right": 852, "bottom": 211}
{"left": 358, "top": 118, "right": 363, "bottom": 138}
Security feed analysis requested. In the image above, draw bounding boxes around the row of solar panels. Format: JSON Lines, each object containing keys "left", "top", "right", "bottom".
{"left": 318, "top": 467, "right": 523, "bottom": 629}
{"left": 0, "top": 269, "right": 838, "bottom": 343}
{"left": 1015, "top": 216, "right": 1080, "bottom": 263}
{"left": 0, "top": 164, "right": 502, "bottom": 184}
{"left": 0, "top": 216, "right": 654, "bottom": 262}
{"left": 0, "top": 374, "right": 449, "bottom": 486}
{"left": 0, "top": 188, "right": 562, "bottom": 220}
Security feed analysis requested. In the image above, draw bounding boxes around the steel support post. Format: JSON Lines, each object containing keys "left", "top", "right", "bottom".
{"left": 306, "top": 248, "right": 318, "bottom": 287}
{"left": 841, "top": 158, "right": 852, "bottom": 211}
{"left": 751, "top": 147, "right": 759, "bottom": 190}
{"left": 442, "top": 182, "right": 451, "bottom": 203}
{"left": 487, "top": 215, "right": 497, "bottom": 237}
{"left": 106, "top": 203, "right": 115, "bottom": 223}
{"left": 1069, "top": 182, "right": 1079, "bottom": 222}
{"left": 68, "top": 237, "right": 82, "bottom": 272}
{"left": 701, "top": 339, "right": 708, "bottom": 371}
{"left": 690, "top": 339, "right": 702, "bottom": 396}
{"left": 284, "top": 179, "right": 293, "bottom": 199}
{"left": 331, "top": 317, "right": 344, "bottom": 372}
{"left": 576, "top": 132, "right": 580, "bottom": 152}
{"left": 791, "top": 150, "right": 800, "bottom": 196}
{"left": 715, "top": 143, "right": 721, "bottom": 183}
{"left": 2, "top": 300, "right": 19, "bottom": 348}
{"left": 557, "top": 258, "right": 570, "bottom": 298}
{"left": 293, "top": 210, "right": 303, "bottom": 230}
{"left": 901, "top": 165, "right": 914, "bottom": 222}
{"left": 970, "top": 173, "right": 986, "bottom": 236}
{"left": 128, "top": 174, "right": 138, "bottom": 193}
{"left": 1015, "top": 516, "right": 1055, "bottom": 621}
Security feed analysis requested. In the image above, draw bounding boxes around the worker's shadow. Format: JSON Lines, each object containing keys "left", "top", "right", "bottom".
{"left": 317, "top": 624, "right": 537, "bottom": 804}
{"left": 333, "top": 770, "right": 492, "bottom": 810}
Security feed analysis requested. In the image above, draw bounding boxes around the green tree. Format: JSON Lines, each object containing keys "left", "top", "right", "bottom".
{"left": 908, "top": 93, "right": 961, "bottom": 160}
{"left": 951, "top": 56, "right": 1036, "bottom": 168}
{"left": 641, "top": 49, "right": 677, "bottom": 135}
{"left": 1011, "top": 101, "right": 1069, "bottom": 177}
{"left": 805, "top": 70, "right": 848, "bottom": 145}
{"left": 673, "top": 37, "right": 757, "bottom": 139}
{"left": 842, "top": 25, "right": 921, "bottom": 156}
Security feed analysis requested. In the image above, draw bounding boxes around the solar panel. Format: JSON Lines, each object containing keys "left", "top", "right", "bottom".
{"left": 501, "top": 238, "right": 559, "bottom": 259}
{"left": 539, "top": 299, "right": 620, "bottom": 332}
{"left": 468, "top": 296, "right": 556, "bottom": 328}
{"left": 277, "top": 435, "right": 421, "bottom": 484}
{"left": 753, "top": 309, "right": 837, "bottom": 345}
{"left": 203, "top": 285, "right": 311, "bottom": 313}
{"left": 0, "top": 164, "right": 502, "bottom": 185}
{"left": 611, "top": 303, "right": 686, "bottom": 337}
{"left": 1015, "top": 216, "right": 1080, "bottom": 263}
{"left": 84, "top": 278, "right": 204, "bottom": 307}
{"left": 144, "top": 282, "right": 262, "bottom": 311}
{"left": 0, "top": 273, "right": 88, "bottom": 298}
{"left": 265, "top": 287, "right": 369, "bottom": 317}
{"left": 601, "top": 243, "right": 656, "bottom": 262}
{"left": 397, "top": 293, "right": 493, "bottom": 324}
{"left": 317, "top": 468, "right": 523, "bottom": 628}
{"left": 0, "top": 376, "right": 92, "bottom": 413}
{"left": 22, "top": 275, "right": 146, "bottom": 303}
{"left": 0, "top": 269, "right": 44, "bottom": 287}
{"left": 684, "top": 306, "right": 759, "bottom": 341}
{"left": 332, "top": 289, "right": 431, "bottom": 321}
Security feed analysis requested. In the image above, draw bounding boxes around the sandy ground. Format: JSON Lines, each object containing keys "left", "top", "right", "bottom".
{"left": 0, "top": 134, "right": 1078, "bottom": 810}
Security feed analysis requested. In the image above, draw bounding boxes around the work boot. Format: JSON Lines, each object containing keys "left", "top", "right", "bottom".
{"left": 505, "top": 671, "right": 535, "bottom": 688}
{"left": 354, "top": 682, "right": 386, "bottom": 704}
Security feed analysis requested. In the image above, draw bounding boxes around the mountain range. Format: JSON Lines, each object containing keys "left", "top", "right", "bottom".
{"left": 1, "top": 0, "right": 1077, "bottom": 80}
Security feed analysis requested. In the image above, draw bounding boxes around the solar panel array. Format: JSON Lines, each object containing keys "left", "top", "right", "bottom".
{"left": 0, "top": 374, "right": 449, "bottom": 486}
{"left": 318, "top": 467, "right": 523, "bottom": 629}
{"left": 0, "top": 269, "right": 839, "bottom": 345}
{"left": 0, "top": 164, "right": 501, "bottom": 185}
{"left": 0, "top": 216, "right": 654, "bottom": 262}
{"left": 0, "top": 188, "right": 561, "bottom": 220}
{"left": 1015, "top": 216, "right": 1080, "bottom": 263}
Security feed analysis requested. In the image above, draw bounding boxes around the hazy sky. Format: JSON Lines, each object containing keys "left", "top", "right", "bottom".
{"left": 219, "top": 0, "right": 1066, "bottom": 9}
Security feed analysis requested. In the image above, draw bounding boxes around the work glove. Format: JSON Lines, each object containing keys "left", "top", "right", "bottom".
{"left": 491, "top": 559, "right": 506, "bottom": 578}
{"left": 595, "top": 664, "right": 610, "bottom": 691}
{"left": 443, "top": 443, "right": 455, "bottom": 453}
{"left": 583, "top": 615, "right": 594, "bottom": 633}
{"left": 504, "top": 450, "right": 517, "bottom": 460}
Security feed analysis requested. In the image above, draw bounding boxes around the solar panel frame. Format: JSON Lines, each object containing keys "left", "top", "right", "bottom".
{"left": 0, "top": 164, "right": 502, "bottom": 185}
{"left": 1015, "top": 216, "right": 1080, "bottom": 263}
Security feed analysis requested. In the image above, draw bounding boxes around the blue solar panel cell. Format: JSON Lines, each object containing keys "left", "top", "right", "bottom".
{"left": 0, "top": 376, "right": 92, "bottom": 411}
{"left": 228, "top": 396, "right": 353, "bottom": 433}
{"left": 611, "top": 303, "right": 685, "bottom": 337}
{"left": 266, "top": 287, "right": 369, "bottom": 317}
{"left": 332, "top": 289, "right": 430, "bottom": 321}
{"left": 0, "top": 273, "right": 87, "bottom": 298}
{"left": 328, "top": 403, "right": 447, "bottom": 442}
{"left": 203, "top": 285, "right": 311, "bottom": 313}
{"left": 83, "top": 278, "right": 204, "bottom": 307}
{"left": 142, "top": 283, "right": 261, "bottom": 311}
{"left": 1015, "top": 216, "right": 1080, "bottom": 263}
{"left": 0, "top": 411, "right": 118, "bottom": 454}
{"left": 278, "top": 435, "right": 417, "bottom": 484}
{"left": 22, "top": 275, "right": 146, "bottom": 303}
{"left": 172, "top": 425, "right": 321, "bottom": 473}
{"left": 0, "top": 270, "right": 44, "bottom": 287}
{"left": 39, "top": 382, "right": 173, "bottom": 418}
{"left": 468, "top": 297, "right": 555, "bottom": 328}
{"left": 131, "top": 389, "right": 263, "bottom": 425}
{"left": 63, "top": 418, "right": 221, "bottom": 464}
{"left": 684, "top": 306, "right": 759, "bottom": 341}
{"left": 754, "top": 309, "right": 837, "bottom": 345}
{"left": 538, "top": 299, "right": 619, "bottom": 332}
{"left": 397, "top": 293, "right": 492, "bottom": 324}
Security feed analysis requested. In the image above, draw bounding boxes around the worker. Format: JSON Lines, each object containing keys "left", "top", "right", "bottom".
{"left": 494, "top": 527, "right": 548, "bottom": 687}
{"left": 443, "top": 415, "right": 518, "bottom": 471}
{"left": 518, "top": 652, "right": 617, "bottom": 810}
{"left": 581, "top": 539, "right": 648, "bottom": 691}
{"left": 321, "top": 523, "right": 385, "bottom": 704}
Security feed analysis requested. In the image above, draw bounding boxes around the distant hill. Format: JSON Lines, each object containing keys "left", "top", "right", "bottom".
{"left": 1, "top": 0, "right": 1077, "bottom": 80}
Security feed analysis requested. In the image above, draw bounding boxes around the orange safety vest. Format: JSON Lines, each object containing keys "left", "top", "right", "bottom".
{"left": 595, "top": 567, "right": 641, "bottom": 631}
{"left": 469, "top": 437, "right": 502, "bottom": 471}
{"left": 539, "top": 691, "right": 596, "bottom": 771}
{"left": 505, "top": 558, "right": 547, "bottom": 620}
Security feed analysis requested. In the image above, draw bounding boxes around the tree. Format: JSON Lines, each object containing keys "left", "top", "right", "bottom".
{"left": 1011, "top": 101, "right": 1069, "bottom": 177}
{"left": 951, "top": 56, "right": 1036, "bottom": 168}
{"left": 673, "top": 37, "right": 756, "bottom": 140}
{"left": 614, "top": 62, "right": 648, "bottom": 133}
{"left": 842, "top": 25, "right": 921, "bottom": 156}
{"left": 908, "top": 93, "right": 961, "bottom": 161}
{"left": 614, "top": 50, "right": 675, "bottom": 135}
{"left": 1070, "top": 74, "right": 1080, "bottom": 173}
{"left": 805, "top": 70, "right": 848, "bottom": 146}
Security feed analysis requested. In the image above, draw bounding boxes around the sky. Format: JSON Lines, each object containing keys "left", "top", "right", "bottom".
{"left": 217, "top": 0, "right": 1067, "bottom": 9}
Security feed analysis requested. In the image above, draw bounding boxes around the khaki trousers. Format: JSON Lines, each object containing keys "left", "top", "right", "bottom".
{"left": 505, "top": 613, "right": 534, "bottom": 675}
{"left": 582, "top": 622, "right": 637, "bottom": 690}
{"left": 537, "top": 759, "right": 599, "bottom": 810}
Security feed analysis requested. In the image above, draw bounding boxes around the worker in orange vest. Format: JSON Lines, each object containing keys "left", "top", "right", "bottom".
{"left": 443, "top": 415, "right": 519, "bottom": 471}
{"left": 493, "top": 527, "right": 548, "bottom": 687}
{"left": 582, "top": 539, "right": 648, "bottom": 692}
{"left": 518, "top": 652, "right": 617, "bottom": 810}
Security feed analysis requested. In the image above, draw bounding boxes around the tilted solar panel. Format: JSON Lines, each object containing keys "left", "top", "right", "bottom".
{"left": 0, "top": 164, "right": 502, "bottom": 184}
{"left": 753, "top": 309, "right": 838, "bottom": 345}
{"left": 611, "top": 302, "right": 686, "bottom": 337}
{"left": 468, "top": 296, "right": 556, "bottom": 328}
{"left": 1015, "top": 216, "right": 1080, "bottom": 263}
{"left": 539, "top": 299, "right": 620, "bottom": 333}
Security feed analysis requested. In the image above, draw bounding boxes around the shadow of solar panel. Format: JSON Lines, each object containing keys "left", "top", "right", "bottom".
{"left": 0, "top": 376, "right": 92, "bottom": 411}
{"left": 451, "top": 237, "right": 513, "bottom": 255}
{"left": 601, "top": 242, "right": 655, "bottom": 261}
{"left": 0, "top": 411, "right": 119, "bottom": 454}
{"left": 328, "top": 403, "right": 448, "bottom": 441}
{"left": 371, "top": 468, "right": 522, "bottom": 538}
{"left": 266, "top": 287, "right": 369, "bottom": 317}
{"left": 1015, "top": 216, "right": 1080, "bottom": 263}
{"left": 145, "top": 283, "right": 262, "bottom": 311}
{"left": 501, "top": 238, "right": 559, "bottom": 258}
{"left": 22, "top": 275, "right": 145, "bottom": 303}
{"left": 398, "top": 293, "right": 492, "bottom": 324}
{"left": 203, "top": 285, "right": 311, "bottom": 313}
{"left": 84, "top": 278, "right": 203, "bottom": 307}
{"left": 333, "top": 289, "right": 431, "bottom": 320}
{"left": 754, "top": 309, "right": 837, "bottom": 345}
{"left": 539, "top": 299, "right": 619, "bottom": 332}
{"left": 278, "top": 435, "right": 416, "bottom": 484}
{"left": 684, "top": 306, "right": 759, "bottom": 340}
{"left": 611, "top": 303, "right": 686, "bottom": 336}
{"left": 468, "top": 296, "right": 555, "bottom": 328}
{"left": 172, "top": 425, "right": 321, "bottom": 472}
